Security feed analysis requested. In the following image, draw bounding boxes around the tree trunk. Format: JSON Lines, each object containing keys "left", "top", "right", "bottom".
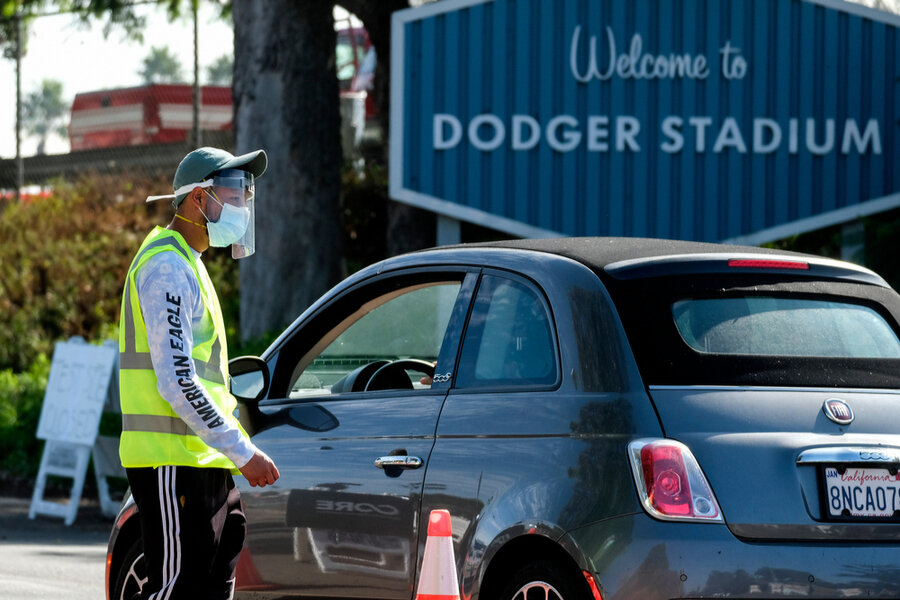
{"left": 232, "top": 0, "right": 343, "bottom": 342}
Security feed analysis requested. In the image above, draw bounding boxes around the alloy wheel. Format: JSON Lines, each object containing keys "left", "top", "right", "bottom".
{"left": 116, "top": 551, "right": 147, "bottom": 600}
{"left": 511, "top": 580, "right": 565, "bottom": 600}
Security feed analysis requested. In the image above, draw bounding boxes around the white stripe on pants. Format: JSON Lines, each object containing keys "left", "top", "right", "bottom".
{"left": 151, "top": 466, "right": 182, "bottom": 600}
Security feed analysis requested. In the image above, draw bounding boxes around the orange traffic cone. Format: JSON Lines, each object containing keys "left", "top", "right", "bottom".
{"left": 415, "top": 509, "right": 461, "bottom": 600}
{"left": 234, "top": 547, "right": 277, "bottom": 591}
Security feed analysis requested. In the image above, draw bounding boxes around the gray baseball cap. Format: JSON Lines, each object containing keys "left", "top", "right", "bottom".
{"left": 172, "top": 147, "right": 267, "bottom": 207}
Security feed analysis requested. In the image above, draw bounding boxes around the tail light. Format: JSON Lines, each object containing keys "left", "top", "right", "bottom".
{"left": 582, "top": 571, "right": 604, "bottom": 600}
{"left": 728, "top": 258, "right": 809, "bottom": 270}
{"left": 627, "top": 438, "right": 723, "bottom": 522}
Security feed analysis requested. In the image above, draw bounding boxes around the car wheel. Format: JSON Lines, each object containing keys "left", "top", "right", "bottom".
{"left": 499, "top": 560, "right": 589, "bottom": 600}
{"left": 111, "top": 538, "right": 146, "bottom": 600}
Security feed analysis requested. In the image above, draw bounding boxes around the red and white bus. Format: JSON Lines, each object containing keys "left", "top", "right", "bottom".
{"left": 68, "top": 84, "right": 232, "bottom": 151}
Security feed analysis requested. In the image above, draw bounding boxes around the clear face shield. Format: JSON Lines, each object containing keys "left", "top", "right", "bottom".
{"left": 203, "top": 169, "right": 256, "bottom": 259}
{"left": 146, "top": 168, "right": 257, "bottom": 259}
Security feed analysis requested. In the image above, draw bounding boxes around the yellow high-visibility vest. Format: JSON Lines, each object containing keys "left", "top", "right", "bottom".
{"left": 118, "top": 226, "right": 244, "bottom": 470}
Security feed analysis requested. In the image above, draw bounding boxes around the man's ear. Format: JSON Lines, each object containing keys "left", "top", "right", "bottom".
{"left": 188, "top": 186, "right": 205, "bottom": 211}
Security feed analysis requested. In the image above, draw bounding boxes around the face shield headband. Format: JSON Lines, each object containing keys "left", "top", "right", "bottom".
{"left": 147, "top": 169, "right": 257, "bottom": 259}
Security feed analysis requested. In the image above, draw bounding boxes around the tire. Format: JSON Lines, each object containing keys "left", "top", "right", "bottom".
{"left": 111, "top": 538, "right": 146, "bottom": 600}
{"left": 499, "top": 559, "right": 590, "bottom": 600}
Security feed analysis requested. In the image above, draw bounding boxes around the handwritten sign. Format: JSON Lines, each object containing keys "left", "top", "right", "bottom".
{"left": 36, "top": 341, "right": 116, "bottom": 446}
{"left": 568, "top": 27, "right": 750, "bottom": 82}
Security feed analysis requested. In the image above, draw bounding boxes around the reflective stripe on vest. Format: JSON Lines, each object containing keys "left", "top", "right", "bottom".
{"left": 123, "top": 414, "right": 192, "bottom": 436}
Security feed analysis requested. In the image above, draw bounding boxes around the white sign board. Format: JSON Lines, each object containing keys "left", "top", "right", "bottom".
{"left": 36, "top": 341, "right": 116, "bottom": 446}
{"left": 30, "top": 339, "right": 121, "bottom": 525}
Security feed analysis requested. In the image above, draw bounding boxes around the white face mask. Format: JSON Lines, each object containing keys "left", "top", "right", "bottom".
{"left": 205, "top": 198, "right": 251, "bottom": 248}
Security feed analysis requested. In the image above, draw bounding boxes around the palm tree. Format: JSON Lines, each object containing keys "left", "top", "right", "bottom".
{"left": 22, "top": 79, "right": 68, "bottom": 155}
{"left": 206, "top": 53, "right": 232, "bottom": 85}
{"left": 140, "top": 46, "right": 185, "bottom": 84}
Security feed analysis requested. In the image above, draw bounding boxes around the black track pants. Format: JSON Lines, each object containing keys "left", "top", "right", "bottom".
{"left": 126, "top": 466, "right": 246, "bottom": 600}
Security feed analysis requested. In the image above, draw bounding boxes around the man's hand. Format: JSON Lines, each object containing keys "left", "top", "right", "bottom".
{"left": 239, "top": 449, "right": 280, "bottom": 487}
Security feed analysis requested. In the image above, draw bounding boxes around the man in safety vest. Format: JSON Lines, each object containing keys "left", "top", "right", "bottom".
{"left": 119, "top": 147, "right": 280, "bottom": 600}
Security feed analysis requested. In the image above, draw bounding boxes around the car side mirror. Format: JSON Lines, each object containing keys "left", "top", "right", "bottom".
{"left": 229, "top": 355, "right": 270, "bottom": 403}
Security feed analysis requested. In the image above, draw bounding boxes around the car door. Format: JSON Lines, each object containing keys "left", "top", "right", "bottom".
{"left": 236, "top": 269, "right": 477, "bottom": 599}
{"left": 420, "top": 270, "right": 568, "bottom": 585}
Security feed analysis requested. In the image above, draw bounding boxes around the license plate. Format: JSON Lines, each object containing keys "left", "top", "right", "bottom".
{"left": 825, "top": 467, "right": 900, "bottom": 519}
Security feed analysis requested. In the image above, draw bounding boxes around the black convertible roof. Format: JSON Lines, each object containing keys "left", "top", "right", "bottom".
{"left": 459, "top": 236, "right": 813, "bottom": 270}
{"left": 446, "top": 236, "right": 888, "bottom": 287}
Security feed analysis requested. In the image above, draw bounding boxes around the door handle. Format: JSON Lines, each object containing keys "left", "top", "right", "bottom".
{"left": 375, "top": 455, "right": 423, "bottom": 469}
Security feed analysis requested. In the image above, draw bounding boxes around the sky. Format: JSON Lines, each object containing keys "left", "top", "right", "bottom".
{"left": 0, "top": 3, "right": 238, "bottom": 158}
{"left": 0, "top": 4, "right": 365, "bottom": 159}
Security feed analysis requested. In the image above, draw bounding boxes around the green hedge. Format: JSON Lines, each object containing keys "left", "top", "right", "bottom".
{"left": 0, "top": 166, "right": 390, "bottom": 486}
{"left": 0, "top": 174, "right": 240, "bottom": 485}
{"left": 0, "top": 175, "right": 240, "bottom": 373}
{"left": 1, "top": 177, "right": 157, "bottom": 372}
{"left": 0, "top": 354, "right": 49, "bottom": 482}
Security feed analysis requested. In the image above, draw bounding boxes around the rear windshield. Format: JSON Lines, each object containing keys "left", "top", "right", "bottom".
{"left": 673, "top": 297, "right": 900, "bottom": 359}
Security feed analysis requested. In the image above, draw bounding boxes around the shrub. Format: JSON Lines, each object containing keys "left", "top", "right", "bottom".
{"left": 0, "top": 162, "right": 395, "bottom": 486}
{"left": 0, "top": 174, "right": 242, "bottom": 487}
{"left": 0, "top": 354, "right": 50, "bottom": 482}
{"left": 0, "top": 174, "right": 239, "bottom": 372}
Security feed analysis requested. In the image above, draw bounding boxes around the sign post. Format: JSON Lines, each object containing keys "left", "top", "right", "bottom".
{"left": 29, "top": 338, "right": 121, "bottom": 525}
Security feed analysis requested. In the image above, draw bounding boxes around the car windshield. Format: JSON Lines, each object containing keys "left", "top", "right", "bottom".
{"left": 672, "top": 297, "right": 900, "bottom": 358}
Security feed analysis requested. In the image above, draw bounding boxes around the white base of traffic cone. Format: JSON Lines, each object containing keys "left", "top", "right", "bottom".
{"left": 416, "top": 510, "right": 460, "bottom": 600}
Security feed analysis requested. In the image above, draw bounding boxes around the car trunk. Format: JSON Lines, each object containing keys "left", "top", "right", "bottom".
{"left": 598, "top": 260, "right": 900, "bottom": 540}
{"left": 649, "top": 386, "right": 900, "bottom": 541}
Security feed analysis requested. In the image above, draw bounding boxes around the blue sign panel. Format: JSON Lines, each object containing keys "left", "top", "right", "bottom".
{"left": 390, "top": 0, "right": 900, "bottom": 243}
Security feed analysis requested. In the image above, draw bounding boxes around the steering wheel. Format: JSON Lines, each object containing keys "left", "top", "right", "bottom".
{"left": 330, "top": 360, "right": 390, "bottom": 394}
{"left": 364, "top": 359, "right": 436, "bottom": 392}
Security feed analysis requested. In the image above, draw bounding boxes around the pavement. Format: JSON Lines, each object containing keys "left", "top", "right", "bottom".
{"left": 0, "top": 493, "right": 113, "bottom": 543}
{"left": 0, "top": 493, "right": 113, "bottom": 600}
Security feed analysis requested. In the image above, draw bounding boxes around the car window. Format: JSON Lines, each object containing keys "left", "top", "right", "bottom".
{"left": 455, "top": 274, "right": 557, "bottom": 389}
{"left": 288, "top": 282, "right": 461, "bottom": 398}
{"left": 672, "top": 297, "right": 900, "bottom": 358}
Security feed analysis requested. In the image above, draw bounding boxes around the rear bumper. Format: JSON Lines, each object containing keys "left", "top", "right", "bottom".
{"left": 563, "top": 512, "right": 900, "bottom": 599}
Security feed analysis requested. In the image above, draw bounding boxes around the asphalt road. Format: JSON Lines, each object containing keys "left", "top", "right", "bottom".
{"left": 0, "top": 495, "right": 111, "bottom": 599}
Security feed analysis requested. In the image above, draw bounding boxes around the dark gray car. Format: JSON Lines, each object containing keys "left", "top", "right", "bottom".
{"left": 107, "top": 237, "right": 900, "bottom": 600}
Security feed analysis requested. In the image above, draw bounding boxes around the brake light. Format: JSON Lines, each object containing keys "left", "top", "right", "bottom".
{"left": 116, "top": 502, "right": 136, "bottom": 530}
{"left": 728, "top": 259, "right": 809, "bottom": 270}
{"left": 106, "top": 552, "right": 112, "bottom": 600}
{"left": 582, "top": 571, "right": 604, "bottom": 600}
{"left": 642, "top": 444, "right": 692, "bottom": 516}
{"left": 628, "top": 439, "right": 723, "bottom": 522}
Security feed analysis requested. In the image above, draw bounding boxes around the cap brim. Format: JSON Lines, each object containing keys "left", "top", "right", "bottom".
{"left": 219, "top": 149, "right": 267, "bottom": 178}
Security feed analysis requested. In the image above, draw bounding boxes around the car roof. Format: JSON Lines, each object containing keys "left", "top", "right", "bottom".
{"left": 452, "top": 236, "right": 814, "bottom": 270}
{"left": 441, "top": 236, "right": 885, "bottom": 286}
{"left": 453, "top": 238, "right": 899, "bottom": 390}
